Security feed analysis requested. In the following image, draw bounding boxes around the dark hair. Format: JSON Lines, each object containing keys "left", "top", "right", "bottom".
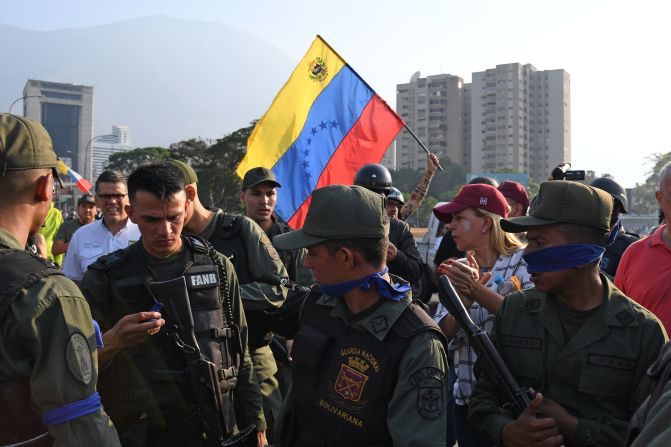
{"left": 324, "top": 237, "right": 388, "bottom": 268}
{"left": 555, "top": 223, "right": 609, "bottom": 247}
{"left": 95, "top": 170, "right": 127, "bottom": 193}
{"left": 127, "top": 162, "right": 185, "bottom": 202}
{"left": 469, "top": 176, "right": 499, "bottom": 187}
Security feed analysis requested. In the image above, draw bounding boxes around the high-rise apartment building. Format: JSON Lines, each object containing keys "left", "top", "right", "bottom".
{"left": 23, "top": 80, "right": 94, "bottom": 179}
{"left": 388, "top": 64, "right": 570, "bottom": 183}
{"left": 468, "top": 64, "right": 570, "bottom": 183}
{"left": 391, "top": 72, "right": 464, "bottom": 170}
{"left": 91, "top": 125, "right": 133, "bottom": 181}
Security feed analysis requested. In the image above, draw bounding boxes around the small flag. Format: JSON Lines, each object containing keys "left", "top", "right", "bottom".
{"left": 57, "top": 159, "right": 93, "bottom": 193}
{"left": 237, "top": 35, "right": 404, "bottom": 228}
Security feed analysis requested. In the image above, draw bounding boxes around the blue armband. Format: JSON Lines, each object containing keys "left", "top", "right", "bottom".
{"left": 41, "top": 392, "right": 102, "bottom": 426}
{"left": 92, "top": 319, "right": 103, "bottom": 348}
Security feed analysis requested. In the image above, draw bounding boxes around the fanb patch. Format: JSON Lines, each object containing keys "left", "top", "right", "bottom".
{"left": 66, "top": 333, "right": 92, "bottom": 385}
{"left": 261, "top": 236, "right": 281, "bottom": 262}
{"left": 410, "top": 367, "right": 444, "bottom": 420}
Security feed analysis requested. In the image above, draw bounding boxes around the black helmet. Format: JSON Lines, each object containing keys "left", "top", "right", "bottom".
{"left": 387, "top": 187, "right": 404, "bottom": 205}
{"left": 590, "top": 177, "right": 628, "bottom": 213}
{"left": 469, "top": 176, "right": 499, "bottom": 187}
{"left": 354, "top": 163, "right": 392, "bottom": 194}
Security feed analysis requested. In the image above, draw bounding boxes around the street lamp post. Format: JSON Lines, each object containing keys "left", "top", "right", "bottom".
{"left": 86, "top": 134, "right": 114, "bottom": 183}
{"left": 8, "top": 95, "right": 44, "bottom": 114}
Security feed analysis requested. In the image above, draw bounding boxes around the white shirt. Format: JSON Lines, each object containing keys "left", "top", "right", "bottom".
{"left": 62, "top": 218, "right": 140, "bottom": 281}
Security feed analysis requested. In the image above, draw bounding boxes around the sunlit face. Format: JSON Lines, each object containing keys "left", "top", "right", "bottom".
{"left": 240, "top": 182, "right": 277, "bottom": 225}
{"left": 78, "top": 202, "right": 97, "bottom": 224}
{"left": 304, "top": 243, "right": 350, "bottom": 286}
{"left": 524, "top": 225, "right": 572, "bottom": 293}
{"left": 656, "top": 177, "right": 671, "bottom": 223}
{"left": 385, "top": 199, "right": 402, "bottom": 218}
{"left": 127, "top": 190, "right": 188, "bottom": 258}
{"left": 446, "top": 208, "right": 487, "bottom": 252}
{"left": 96, "top": 182, "right": 129, "bottom": 225}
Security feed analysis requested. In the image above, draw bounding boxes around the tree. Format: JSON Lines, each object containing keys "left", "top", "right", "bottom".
{"left": 173, "top": 124, "right": 256, "bottom": 211}
{"left": 630, "top": 152, "right": 671, "bottom": 215}
{"left": 106, "top": 147, "right": 179, "bottom": 174}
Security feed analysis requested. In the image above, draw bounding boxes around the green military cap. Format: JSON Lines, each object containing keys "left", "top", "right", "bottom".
{"left": 169, "top": 159, "right": 198, "bottom": 185}
{"left": 273, "top": 185, "right": 389, "bottom": 250}
{"left": 501, "top": 180, "right": 613, "bottom": 233}
{"left": 242, "top": 167, "right": 281, "bottom": 189}
{"left": 0, "top": 113, "right": 57, "bottom": 170}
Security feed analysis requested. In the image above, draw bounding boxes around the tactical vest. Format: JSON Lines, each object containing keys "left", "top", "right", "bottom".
{"left": 289, "top": 295, "right": 445, "bottom": 447}
{"left": 90, "top": 237, "right": 239, "bottom": 435}
{"left": 0, "top": 247, "right": 61, "bottom": 446}
{"left": 207, "top": 213, "right": 252, "bottom": 284}
{"left": 601, "top": 232, "right": 639, "bottom": 278}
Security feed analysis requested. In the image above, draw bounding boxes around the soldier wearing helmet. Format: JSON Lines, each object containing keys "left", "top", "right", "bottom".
{"left": 590, "top": 177, "right": 639, "bottom": 279}
{"left": 354, "top": 164, "right": 423, "bottom": 286}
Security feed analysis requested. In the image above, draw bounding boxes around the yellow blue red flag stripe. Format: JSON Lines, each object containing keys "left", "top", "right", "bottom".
{"left": 238, "top": 35, "right": 403, "bottom": 227}
{"left": 57, "top": 159, "right": 92, "bottom": 193}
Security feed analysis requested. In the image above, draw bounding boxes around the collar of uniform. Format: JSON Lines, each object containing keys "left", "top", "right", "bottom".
{"left": 525, "top": 274, "right": 640, "bottom": 328}
{"left": 649, "top": 223, "right": 668, "bottom": 248}
{"left": 603, "top": 274, "right": 640, "bottom": 327}
{"left": 316, "top": 275, "right": 411, "bottom": 341}
{"left": 0, "top": 227, "right": 23, "bottom": 250}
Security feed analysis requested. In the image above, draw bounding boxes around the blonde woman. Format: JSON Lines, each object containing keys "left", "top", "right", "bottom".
{"left": 432, "top": 184, "right": 532, "bottom": 447}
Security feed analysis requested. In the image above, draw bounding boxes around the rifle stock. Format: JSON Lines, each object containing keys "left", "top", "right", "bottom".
{"left": 437, "top": 275, "right": 532, "bottom": 415}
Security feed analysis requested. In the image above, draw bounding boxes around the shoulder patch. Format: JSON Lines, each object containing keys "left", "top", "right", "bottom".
{"left": 261, "top": 236, "right": 281, "bottom": 261}
{"left": 65, "top": 333, "right": 93, "bottom": 385}
{"left": 524, "top": 298, "right": 541, "bottom": 312}
{"left": 410, "top": 367, "right": 445, "bottom": 420}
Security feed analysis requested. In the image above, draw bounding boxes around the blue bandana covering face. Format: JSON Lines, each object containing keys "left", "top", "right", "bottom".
{"left": 522, "top": 221, "right": 621, "bottom": 273}
{"left": 319, "top": 267, "right": 411, "bottom": 301}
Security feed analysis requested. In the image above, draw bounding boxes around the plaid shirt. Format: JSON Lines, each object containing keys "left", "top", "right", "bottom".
{"left": 433, "top": 247, "right": 532, "bottom": 405}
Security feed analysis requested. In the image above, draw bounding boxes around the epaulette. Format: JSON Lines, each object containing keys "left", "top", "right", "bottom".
{"left": 88, "top": 249, "right": 126, "bottom": 271}
{"left": 185, "top": 235, "right": 210, "bottom": 255}
{"left": 219, "top": 213, "right": 241, "bottom": 230}
{"left": 392, "top": 302, "right": 446, "bottom": 347}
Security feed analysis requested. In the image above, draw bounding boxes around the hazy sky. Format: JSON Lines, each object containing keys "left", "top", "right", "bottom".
{"left": 3, "top": 0, "right": 670, "bottom": 187}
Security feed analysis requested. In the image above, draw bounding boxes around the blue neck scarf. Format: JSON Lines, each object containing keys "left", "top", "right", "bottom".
{"left": 523, "top": 221, "right": 621, "bottom": 273}
{"left": 319, "top": 267, "right": 411, "bottom": 302}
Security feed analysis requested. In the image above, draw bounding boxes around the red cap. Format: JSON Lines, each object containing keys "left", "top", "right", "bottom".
{"left": 498, "top": 181, "right": 529, "bottom": 213}
{"left": 433, "top": 184, "right": 509, "bottom": 222}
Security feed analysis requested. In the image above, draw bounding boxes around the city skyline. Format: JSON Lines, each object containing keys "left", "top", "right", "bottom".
{"left": 2, "top": 0, "right": 670, "bottom": 188}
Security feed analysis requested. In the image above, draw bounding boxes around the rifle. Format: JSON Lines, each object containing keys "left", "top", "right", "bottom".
{"left": 437, "top": 275, "right": 532, "bottom": 416}
{"left": 150, "top": 277, "right": 255, "bottom": 447}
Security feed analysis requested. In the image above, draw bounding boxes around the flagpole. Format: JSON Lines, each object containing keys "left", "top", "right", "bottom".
{"left": 317, "top": 35, "right": 443, "bottom": 172}
{"left": 402, "top": 124, "right": 444, "bottom": 171}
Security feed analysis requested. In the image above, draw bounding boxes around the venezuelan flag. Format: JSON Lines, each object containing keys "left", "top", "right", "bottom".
{"left": 57, "top": 159, "right": 93, "bottom": 193}
{"left": 237, "top": 35, "right": 404, "bottom": 228}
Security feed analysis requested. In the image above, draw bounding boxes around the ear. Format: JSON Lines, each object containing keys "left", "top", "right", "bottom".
{"left": 337, "top": 246, "right": 356, "bottom": 271}
{"left": 34, "top": 173, "right": 52, "bottom": 203}
{"left": 185, "top": 184, "right": 197, "bottom": 202}
{"left": 482, "top": 215, "right": 493, "bottom": 233}
{"left": 239, "top": 190, "right": 245, "bottom": 204}
{"left": 125, "top": 204, "right": 135, "bottom": 223}
{"left": 655, "top": 190, "right": 663, "bottom": 207}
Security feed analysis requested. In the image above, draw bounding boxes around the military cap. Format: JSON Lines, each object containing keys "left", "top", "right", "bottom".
{"left": 273, "top": 185, "right": 388, "bottom": 250}
{"left": 242, "top": 167, "right": 281, "bottom": 189}
{"left": 169, "top": 159, "right": 198, "bottom": 185}
{"left": 78, "top": 194, "right": 96, "bottom": 205}
{"left": 0, "top": 113, "right": 62, "bottom": 186}
{"left": 501, "top": 181, "right": 613, "bottom": 233}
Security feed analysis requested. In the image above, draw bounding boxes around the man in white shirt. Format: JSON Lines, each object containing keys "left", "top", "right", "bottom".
{"left": 63, "top": 170, "right": 140, "bottom": 282}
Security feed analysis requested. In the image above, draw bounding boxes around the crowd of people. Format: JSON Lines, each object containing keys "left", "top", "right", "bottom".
{"left": 1, "top": 111, "right": 671, "bottom": 447}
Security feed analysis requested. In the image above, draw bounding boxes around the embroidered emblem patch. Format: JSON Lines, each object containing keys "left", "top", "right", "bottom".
{"left": 479, "top": 196, "right": 488, "bottom": 205}
{"left": 308, "top": 57, "right": 328, "bottom": 82}
{"left": 66, "top": 333, "right": 92, "bottom": 385}
{"left": 334, "top": 359, "right": 369, "bottom": 402}
{"left": 410, "top": 367, "right": 445, "bottom": 420}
